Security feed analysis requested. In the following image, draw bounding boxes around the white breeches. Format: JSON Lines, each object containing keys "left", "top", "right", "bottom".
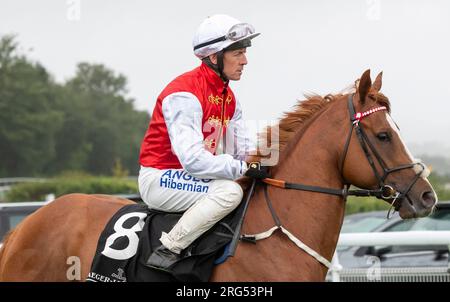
{"left": 138, "top": 166, "right": 244, "bottom": 254}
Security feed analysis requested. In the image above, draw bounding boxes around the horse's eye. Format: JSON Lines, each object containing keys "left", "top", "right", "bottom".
{"left": 376, "top": 132, "right": 391, "bottom": 142}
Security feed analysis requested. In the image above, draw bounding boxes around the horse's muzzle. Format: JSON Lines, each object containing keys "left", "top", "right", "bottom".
{"left": 398, "top": 191, "right": 437, "bottom": 219}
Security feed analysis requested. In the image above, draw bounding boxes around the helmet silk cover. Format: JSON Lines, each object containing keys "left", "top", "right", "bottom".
{"left": 193, "top": 14, "right": 260, "bottom": 59}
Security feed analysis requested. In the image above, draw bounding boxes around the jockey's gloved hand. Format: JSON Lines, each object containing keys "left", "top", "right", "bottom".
{"left": 244, "top": 162, "right": 270, "bottom": 179}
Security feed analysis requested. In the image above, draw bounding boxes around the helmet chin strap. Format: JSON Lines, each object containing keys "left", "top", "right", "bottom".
{"left": 203, "top": 52, "right": 228, "bottom": 82}
{"left": 216, "top": 51, "right": 228, "bottom": 82}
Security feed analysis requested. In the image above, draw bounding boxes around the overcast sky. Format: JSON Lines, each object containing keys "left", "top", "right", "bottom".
{"left": 1, "top": 0, "right": 449, "bottom": 155}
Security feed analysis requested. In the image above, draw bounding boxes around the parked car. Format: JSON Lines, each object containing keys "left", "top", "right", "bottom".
{"left": 340, "top": 211, "right": 389, "bottom": 234}
{"left": 338, "top": 202, "right": 450, "bottom": 268}
{"left": 337, "top": 210, "right": 401, "bottom": 250}
{"left": 337, "top": 211, "right": 389, "bottom": 252}
{"left": 329, "top": 201, "right": 450, "bottom": 282}
{"left": 0, "top": 201, "right": 48, "bottom": 244}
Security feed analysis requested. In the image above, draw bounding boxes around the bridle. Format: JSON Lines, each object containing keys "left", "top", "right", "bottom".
{"left": 262, "top": 93, "right": 428, "bottom": 212}
{"left": 227, "top": 93, "right": 429, "bottom": 267}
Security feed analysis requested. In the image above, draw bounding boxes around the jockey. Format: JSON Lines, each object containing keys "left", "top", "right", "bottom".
{"left": 138, "top": 14, "right": 267, "bottom": 271}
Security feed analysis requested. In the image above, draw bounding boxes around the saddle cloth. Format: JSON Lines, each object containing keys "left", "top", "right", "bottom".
{"left": 86, "top": 202, "right": 243, "bottom": 282}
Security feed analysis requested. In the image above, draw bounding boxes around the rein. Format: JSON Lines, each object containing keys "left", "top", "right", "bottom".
{"left": 229, "top": 93, "right": 428, "bottom": 269}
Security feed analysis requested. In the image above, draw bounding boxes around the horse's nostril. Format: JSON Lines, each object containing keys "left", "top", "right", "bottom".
{"left": 421, "top": 191, "right": 436, "bottom": 208}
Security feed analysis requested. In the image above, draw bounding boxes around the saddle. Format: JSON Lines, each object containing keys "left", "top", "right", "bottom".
{"left": 87, "top": 201, "right": 244, "bottom": 282}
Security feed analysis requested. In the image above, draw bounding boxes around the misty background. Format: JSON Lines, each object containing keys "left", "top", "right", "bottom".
{"left": 1, "top": 0, "right": 450, "bottom": 175}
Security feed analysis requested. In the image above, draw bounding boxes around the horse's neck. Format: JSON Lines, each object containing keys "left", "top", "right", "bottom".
{"left": 278, "top": 102, "right": 346, "bottom": 245}
{"left": 241, "top": 100, "right": 347, "bottom": 280}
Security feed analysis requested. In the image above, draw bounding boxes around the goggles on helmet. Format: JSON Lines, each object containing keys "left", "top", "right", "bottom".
{"left": 194, "top": 23, "right": 255, "bottom": 51}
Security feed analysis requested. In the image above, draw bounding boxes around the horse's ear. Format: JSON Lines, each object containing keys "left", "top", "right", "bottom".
{"left": 372, "top": 71, "right": 383, "bottom": 92}
{"left": 358, "top": 69, "right": 372, "bottom": 104}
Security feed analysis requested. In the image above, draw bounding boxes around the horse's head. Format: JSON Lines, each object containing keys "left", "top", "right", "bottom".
{"left": 342, "top": 69, "right": 437, "bottom": 219}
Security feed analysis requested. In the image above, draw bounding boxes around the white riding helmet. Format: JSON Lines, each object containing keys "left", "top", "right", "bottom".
{"left": 193, "top": 14, "right": 260, "bottom": 59}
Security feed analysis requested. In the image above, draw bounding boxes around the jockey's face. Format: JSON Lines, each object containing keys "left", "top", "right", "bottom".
{"left": 210, "top": 48, "right": 248, "bottom": 81}
{"left": 222, "top": 48, "right": 248, "bottom": 81}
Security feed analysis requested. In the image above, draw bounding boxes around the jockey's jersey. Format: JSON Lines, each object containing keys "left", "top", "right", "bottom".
{"left": 139, "top": 63, "right": 250, "bottom": 180}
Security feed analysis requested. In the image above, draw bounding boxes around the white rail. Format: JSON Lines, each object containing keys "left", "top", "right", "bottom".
{"left": 0, "top": 177, "right": 47, "bottom": 187}
{"left": 330, "top": 231, "right": 450, "bottom": 282}
{"left": 338, "top": 231, "right": 450, "bottom": 246}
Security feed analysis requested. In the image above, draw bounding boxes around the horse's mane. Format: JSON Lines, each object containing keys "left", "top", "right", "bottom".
{"left": 237, "top": 84, "right": 390, "bottom": 190}
{"left": 249, "top": 84, "right": 390, "bottom": 168}
{"left": 250, "top": 93, "right": 340, "bottom": 166}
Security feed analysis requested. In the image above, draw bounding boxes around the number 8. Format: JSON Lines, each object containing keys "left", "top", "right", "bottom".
{"left": 101, "top": 212, "right": 148, "bottom": 260}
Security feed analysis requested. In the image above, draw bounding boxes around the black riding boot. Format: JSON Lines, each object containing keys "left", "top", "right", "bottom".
{"left": 145, "top": 245, "right": 180, "bottom": 272}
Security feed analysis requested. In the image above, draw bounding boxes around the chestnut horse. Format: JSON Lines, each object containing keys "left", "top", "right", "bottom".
{"left": 0, "top": 70, "right": 437, "bottom": 281}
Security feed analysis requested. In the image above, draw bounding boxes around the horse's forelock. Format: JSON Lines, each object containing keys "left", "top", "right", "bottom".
{"left": 374, "top": 92, "right": 391, "bottom": 113}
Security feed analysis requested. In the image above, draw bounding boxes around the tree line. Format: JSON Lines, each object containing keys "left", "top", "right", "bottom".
{"left": 0, "top": 35, "right": 150, "bottom": 177}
